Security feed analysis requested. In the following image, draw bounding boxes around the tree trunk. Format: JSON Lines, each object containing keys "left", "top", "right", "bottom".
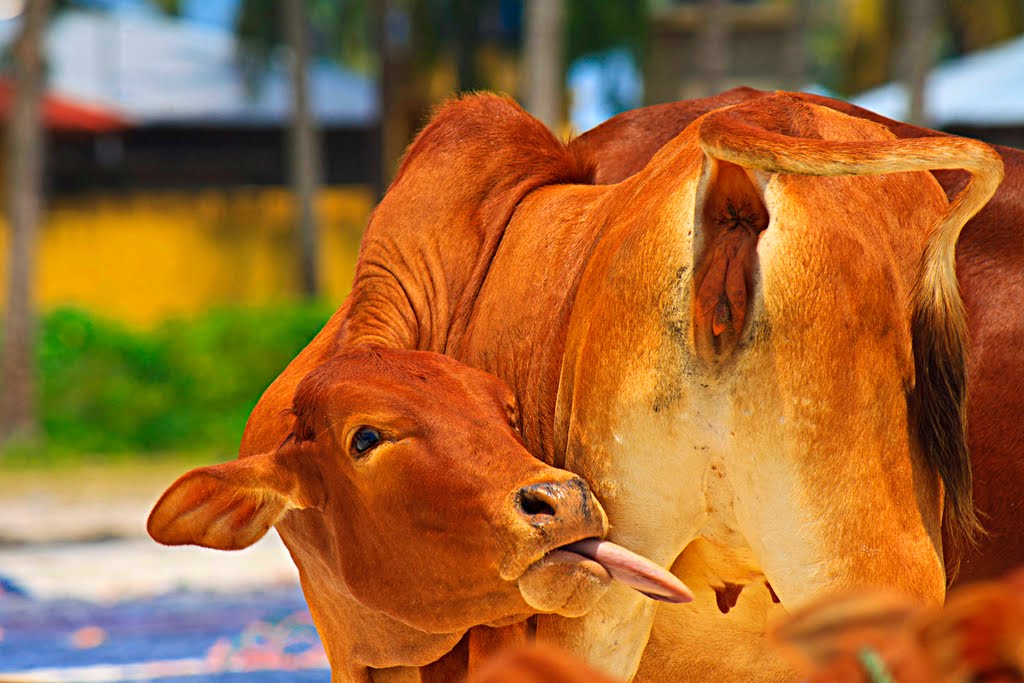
{"left": 454, "top": 0, "right": 481, "bottom": 92}
{"left": 282, "top": 0, "right": 321, "bottom": 298}
{"left": 698, "top": 0, "right": 728, "bottom": 97}
{"left": 373, "top": 0, "right": 415, "bottom": 198}
{"left": 784, "top": 0, "right": 810, "bottom": 91}
{"left": 523, "top": 0, "right": 565, "bottom": 133}
{"left": 904, "top": 0, "right": 937, "bottom": 126}
{"left": 1, "top": 0, "right": 51, "bottom": 446}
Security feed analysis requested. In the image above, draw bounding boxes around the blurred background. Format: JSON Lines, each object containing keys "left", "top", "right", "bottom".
{"left": 0, "top": 0, "right": 1021, "bottom": 680}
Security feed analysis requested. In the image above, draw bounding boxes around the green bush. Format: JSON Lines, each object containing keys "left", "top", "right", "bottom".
{"left": 31, "top": 302, "right": 335, "bottom": 455}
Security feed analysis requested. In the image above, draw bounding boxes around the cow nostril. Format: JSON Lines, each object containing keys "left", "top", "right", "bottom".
{"left": 520, "top": 495, "right": 556, "bottom": 517}
{"left": 517, "top": 484, "right": 558, "bottom": 519}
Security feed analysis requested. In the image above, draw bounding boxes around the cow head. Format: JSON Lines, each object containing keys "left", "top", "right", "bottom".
{"left": 148, "top": 345, "right": 618, "bottom": 634}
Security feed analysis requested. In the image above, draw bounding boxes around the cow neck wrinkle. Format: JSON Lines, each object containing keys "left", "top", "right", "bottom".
{"left": 455, "top": 184, "right": 615, "bottom": 464}
{"left": 336, "top": 248, "right": 452, "bottom": 352}
{"left": 335, "top": 232, "right": 510, "bottom": 354}
{"left": 334, "top": 183, "right": 609, "bottom": 465}
{"left": 335, "top": 94, "right": 596, "bottom": 355}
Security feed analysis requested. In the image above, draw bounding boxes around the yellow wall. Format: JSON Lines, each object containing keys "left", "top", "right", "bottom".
{"left": 0, "top": 187, "right": 373, "bottom": 326}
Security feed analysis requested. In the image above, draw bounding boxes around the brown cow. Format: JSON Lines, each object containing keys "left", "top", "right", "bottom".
{"left": 152, "top": 92, "right": 1003, "bottom": 681}
{"left": 148, "top": 329, "right": 690, "bottom": 681}
{"left": 771, "top": 567, "right": 1024, "bottom": 682}
{"left": 572, "top": 87, "right": 1024, "bottom": 586}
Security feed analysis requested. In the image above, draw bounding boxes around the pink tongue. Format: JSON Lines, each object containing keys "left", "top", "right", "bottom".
{"left": 562, "top": 538, "right": 694, "bottom": 604}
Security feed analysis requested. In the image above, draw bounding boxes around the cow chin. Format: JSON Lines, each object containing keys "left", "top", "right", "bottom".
{"left": 517, "top": 550, "right": 613, "bottom": 617}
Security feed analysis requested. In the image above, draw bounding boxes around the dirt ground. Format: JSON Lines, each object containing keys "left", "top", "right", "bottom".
{"left": 0, "top": 459, "right": 299, "bottom": 602}
{"left": 0, "top": 460, "right": 329, "bottom": 681}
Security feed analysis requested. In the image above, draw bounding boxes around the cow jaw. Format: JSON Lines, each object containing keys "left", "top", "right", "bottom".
{"left": 517, "top": 547, "right": 613, "bottom": 616}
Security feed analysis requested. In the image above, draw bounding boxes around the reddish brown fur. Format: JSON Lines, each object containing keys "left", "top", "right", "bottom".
{"left": 340, "top": 94, "right": 595, "bottom": 353}
{"left": 361, "top": 94, "right": 995, "bottom": 678}
{"left": 568, "top": 88, "right": 1024, "bottom": 584}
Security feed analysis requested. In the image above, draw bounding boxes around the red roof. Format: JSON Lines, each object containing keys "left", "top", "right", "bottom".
{"left": 0, "top": 79, "right": 127, "bottom": 132}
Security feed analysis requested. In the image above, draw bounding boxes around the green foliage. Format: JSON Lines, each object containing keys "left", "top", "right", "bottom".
{"left": 567, "top": 0, "right": 648, "bottom": 66}
{"left": 234, "top": 0, "right": 651, "bottom": 87}
{"left": 30, "top": 303, "right": 334, "bottom": 455}
{"left": 234, "top": 0, "right": 374, "bottom": 80}
{"left": 149, "top": 0, "right": 184, "bottom": 16}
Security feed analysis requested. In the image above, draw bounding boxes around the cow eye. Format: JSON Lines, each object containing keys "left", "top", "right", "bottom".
{"left": 351, "top": 427, "right": 382, "bottom": 455}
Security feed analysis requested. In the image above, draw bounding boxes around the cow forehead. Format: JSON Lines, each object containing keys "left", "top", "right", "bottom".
{"left": 291, "top": 348, "right": 511, "bottom": 427}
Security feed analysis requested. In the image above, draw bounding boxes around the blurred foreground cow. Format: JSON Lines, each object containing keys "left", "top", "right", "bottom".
{"left": 473, "top": 569, "right": 1024, "bottom": 683}
{"left": 772, "top": 568, "right": 1024, "bottom": 682}
{"left": 477, "top": 573, "right": 1024, "bottom": 683}
{"left": 151, "top": 91, "right": 1003, "bottom": 681}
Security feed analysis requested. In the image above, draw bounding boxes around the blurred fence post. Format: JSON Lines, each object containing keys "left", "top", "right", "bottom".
{"left": 524, "top": 0, "right": 565, "bottom": 133}
{"left": 2, "top": 0, "right": 51, "bottom": 446}
{"left": 282, "top": 0, "right": 322, "bottom": 298}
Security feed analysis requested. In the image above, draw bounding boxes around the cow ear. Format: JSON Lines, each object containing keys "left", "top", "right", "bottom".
{"left": 147, "top": 445, "right": 324, "bottom": 551}
{"left": 691, "top": 157, "right": 769, "bottom": 364}
{"left": 769, "top": 591, "right": 921, "bottom": 674}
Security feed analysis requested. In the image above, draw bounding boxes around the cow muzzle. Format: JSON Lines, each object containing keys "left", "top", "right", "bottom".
{"left": 515, "top": 477, "right": 599, "bottom": 529}
{"left": 500, "top": 476, "right": 693, "bottom": 617}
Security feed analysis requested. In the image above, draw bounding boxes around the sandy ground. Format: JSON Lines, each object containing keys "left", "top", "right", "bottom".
{"left": 0, "top": 536, "right": 299, "bottom": 602}
{"left": 0, "top": 460, "right": 301, "bottom": 602}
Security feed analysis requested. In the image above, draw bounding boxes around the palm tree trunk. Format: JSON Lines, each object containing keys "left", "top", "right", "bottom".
{"left": 282, "top": 0, "right": 321, "bottom": 298}
{"left": 905, "top": 0, "right": 937, "bottom": 126}
{"left": 374, "top": 0, "right": 409, "bottom": 197}
{"left": 2, "top": 0, "right": 51, "bottom": 446}
{"left": 523, "top": 0, "right": 565, "bottom": 132}
{"left": 454, "top": 0, "right": 481, "bottom": 92}
{"left": 784, "top": 0, "right": 810, "bottom": 91}
{"left": 699, "top": 0, "right": 728, "bottom": 97}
